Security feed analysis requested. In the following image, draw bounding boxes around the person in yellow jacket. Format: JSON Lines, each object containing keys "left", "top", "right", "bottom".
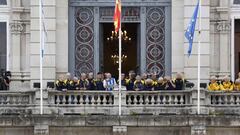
{"left": 220, "top": 75, "right": 233, "bottom": 91}
{"left": 208, "top": 76, "right": 220, "bottom": 91}
{"left": 234, "top": 78, "right": 240, "bottom": 91}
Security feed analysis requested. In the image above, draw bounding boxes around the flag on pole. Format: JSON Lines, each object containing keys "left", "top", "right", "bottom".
{"left": 40, "top": 0, "right": 47, "bottom": 58}
{"left": 114, "top": 0, "right": 121, "bottom": 32}
{"left": 185, "top": 0, "right": 200, "bottom": 57}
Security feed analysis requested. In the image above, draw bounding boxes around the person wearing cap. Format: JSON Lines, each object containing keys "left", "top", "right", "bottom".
{"left": 133, "top": 75, "right": 145, "bottom": 91}
{"left": 154, "top": 77, "right": 166, "bottom": 90}
{"left": 208, "top": 76, "right": 220, "bottom": 91}
{"left": 220, "top": 75, "right": 234, "bottom": 91}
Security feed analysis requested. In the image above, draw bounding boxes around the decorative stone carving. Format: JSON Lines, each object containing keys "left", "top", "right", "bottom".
{"left": 146, "top": 7, "right": 165, "bottom": 76}
{"left": 191, "top": 126, "right": 206, "bottom": 135}
{"left": 99, "top": 7, "right": 140, "bottom": 22}
{"left": 34, "top": 125, "right": 49, "bottom": 135}
{"left": 113, "top": 126, "right": 127, "bottom": 135}
{"left": 75, "top": 7, "right": 95, "bottom": 75}
{"left": 10, "top": 21, "right": 25, "bottom": 34}
{"left": 216, "top": 21, "right": 231, "bottom": 32}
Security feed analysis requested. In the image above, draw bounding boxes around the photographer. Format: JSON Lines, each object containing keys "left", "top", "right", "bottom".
{"left": 0, "top": 71, "right": 11, "bottom": 90}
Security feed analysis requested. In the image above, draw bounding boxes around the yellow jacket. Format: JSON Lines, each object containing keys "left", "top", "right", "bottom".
{"left": 208, "top": 82, "right": 220, "bottom": 91}
{"left": 220, "top": 81, "right": 233, "bottom": 91}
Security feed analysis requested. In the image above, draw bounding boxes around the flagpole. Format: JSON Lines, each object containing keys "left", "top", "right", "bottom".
{"left": 118, "top": 21, "right": 122, "bottom": 116}
{"left": 39, "top": 0, "right": 43, "bottom": 115}
{"left": 197, "top": 0, "right": 201, "bottom": 115}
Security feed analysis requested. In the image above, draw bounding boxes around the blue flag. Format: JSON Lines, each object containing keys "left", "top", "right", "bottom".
{"left": 185, "top": 0, "right": 200, "bottom": 57}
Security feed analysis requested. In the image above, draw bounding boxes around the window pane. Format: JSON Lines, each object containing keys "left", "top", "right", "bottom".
{"left": 0, "top": 22, "right": 7, "bottom": 71}
{"left": 234, "top": 0, "right": 240, "bottom": 4}
{"left": 0, "top": 0, "right": 7, "bottom": 5}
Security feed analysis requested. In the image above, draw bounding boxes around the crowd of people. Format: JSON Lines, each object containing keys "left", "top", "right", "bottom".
{"left": 208, "top": 73, "right": 240, "bottom": 91}
{"left": 55, "top": 71, "right": 187, "bottom": 91}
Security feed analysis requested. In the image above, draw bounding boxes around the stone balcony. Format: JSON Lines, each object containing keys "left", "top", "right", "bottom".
{"left": 1, "top": 89, "right": 240, "bottom": 115}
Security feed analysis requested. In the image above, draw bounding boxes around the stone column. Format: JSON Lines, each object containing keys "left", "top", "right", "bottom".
{"left": 218, "top": 1, "right": 231, "bottom": 77}
{"left": 183, "top": 0, "right": 210, "bottom": 84}
{"left": 30, "top": 0, "right": 56, "bottom": 89}
{"left": 113, "top": 126, "right": 127, "bottom": 135}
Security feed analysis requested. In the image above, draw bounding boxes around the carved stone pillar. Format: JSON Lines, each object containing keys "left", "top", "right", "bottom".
{"left": 10, "top": 21, "right": 24, "bottom": 72}
{"left": 113, "top": 126, "right": 127, "bottom": 135}
{"left": 191, "top": 126, "right": 206, "bottom": 135}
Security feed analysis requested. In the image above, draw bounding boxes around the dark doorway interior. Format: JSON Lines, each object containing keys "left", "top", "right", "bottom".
{"left": 101, "top": 23, "right": 139, "bottom": 78}
{"left": 235, "top": 20, "right": 240, "bottom": 77}
{"left": 0, "top": 22, "right": 7, "bottom": 71}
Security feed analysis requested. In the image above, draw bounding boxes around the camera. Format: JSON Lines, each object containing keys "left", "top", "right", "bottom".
{"left": 0, "top": 69, "right": 11, "bottom": 90}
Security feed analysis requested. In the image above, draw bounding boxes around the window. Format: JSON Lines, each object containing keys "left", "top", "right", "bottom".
{"left": 0, "top": 22, "right": 7, "bottom": 71}
{"left": 0, "top": 0, "right": 7, "bottom": 5}
{"left": 234, "top": 0, "right": 240, "bottom": 4}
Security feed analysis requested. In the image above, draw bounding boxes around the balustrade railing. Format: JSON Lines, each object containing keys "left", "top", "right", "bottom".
{"left": 208, "top": 91, "right": 240, "bottom": 106}
{"left": 1, "top": 89, "right": 240, "bottom": 115}
{"left": 126, "top": 90, "right": 191, "bottom": 106}
{"left": 48, "top": 90, "right": 114, "bottom": 106}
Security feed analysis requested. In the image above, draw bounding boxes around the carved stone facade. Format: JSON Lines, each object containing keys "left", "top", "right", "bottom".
{"left": 146, "top": 7, "right": 165, "bottom": 76}
{"left": 75, "top": 7, "right": 95, "bottom": 75}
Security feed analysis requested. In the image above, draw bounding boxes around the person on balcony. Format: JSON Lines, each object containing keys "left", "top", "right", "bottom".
{"left": 141, "top": 73, "right": 148, "bottom": 82}
{"left": 94, "top": 72, "right": 105, "bottom": 90}
{"left": 63, "top": 72, "right": 72, "bottom": 90}
{"left": 126, "top": 70, "right": 136, "bottom": 90}
{"left": 103, "top": 73, "right": 116, "bottom": 91}
{"left": 56, "top": 74, "right": 66, "bottom": 91}
{"left": 117, "top": 73, "right": 127, "bottom": 86}
{"left": 133, "top": 75, "right": 145, "bottom": 91}
{"left": 144, "top": 78, "right": 154, "bottom": 91}
{"left": 79, "top": 73, "right": 89, "bottom": 90}
{"left": 173, "top": 72, "right": 186, "bottom": 90}
{"left": 208, "top": 76, "right": 220, "bottom": 91}
{"left": 69, "top": 77, "right": 80, "bottom": 90}
{"left": 154, "top": 77, "right": 166, "bottom": 90}
{"left": 165, "top": 76, "right": 176, "bottom": 90}
{"left": 234, "top": 78, "right": 240, "bottom": 91}
{"left": 220, "top": 75, "right": 233, "bottom": 91}
{"left": 87, "top": 72, "right": 95, "bottom": 90}
{"left": 151, "top": 73, "right": 158, "bottom": 86}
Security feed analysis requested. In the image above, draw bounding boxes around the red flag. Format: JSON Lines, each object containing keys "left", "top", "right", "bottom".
{"left": 114, "top": 0, "right": 121, "bottom": 32}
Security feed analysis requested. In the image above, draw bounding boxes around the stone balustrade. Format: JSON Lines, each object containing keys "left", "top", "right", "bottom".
{"left": 48, "top": 90, "right": 114, "bottom": 105}
{"left": 126, "top": 90, "right": 191, "bottom": 105}
{"left": 0, "top": 90, "right": 35, "bottom": 114}
{"left": 0, "top": 89, "right": 240, "bottom": 115}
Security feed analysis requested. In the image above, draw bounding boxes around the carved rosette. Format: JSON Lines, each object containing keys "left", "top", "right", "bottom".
{"left": 146, "top": 7, "right": 165, "bottom": 76}
{"left": 75, "top": 7, "right": 94, "bottom": 75}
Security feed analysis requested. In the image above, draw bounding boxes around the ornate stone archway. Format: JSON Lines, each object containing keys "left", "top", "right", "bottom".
{"left": 69, "top": 0, "right": 171, "bottom": 76}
